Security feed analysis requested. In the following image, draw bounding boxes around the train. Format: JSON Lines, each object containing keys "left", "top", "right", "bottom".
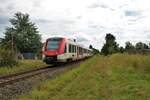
{"left": 42, "top": 37, "right": 92, "bottom": 64}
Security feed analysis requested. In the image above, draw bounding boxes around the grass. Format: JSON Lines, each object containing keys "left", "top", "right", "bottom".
{"left": 18, "top": 54, "right": 150, "bottom": 100}
{"left": 0, "top": 60, "right": 47, "bottom": 76}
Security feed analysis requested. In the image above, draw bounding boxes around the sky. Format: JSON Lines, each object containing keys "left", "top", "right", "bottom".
{"left": 0, "top": 0, "right": 150, "bottom": 50}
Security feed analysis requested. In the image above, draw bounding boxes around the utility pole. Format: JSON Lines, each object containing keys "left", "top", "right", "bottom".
{"left": 11, "top": 31, "right": 14, "bottom": 53}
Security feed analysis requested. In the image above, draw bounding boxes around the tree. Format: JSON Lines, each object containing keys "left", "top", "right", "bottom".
{"left": 124, "top": 41, "right": 135, "bottom": 53}
{"left": 101, "top": 33, "right": 119, "bottom": 55}
{"left": 135, "top": 42, "right": 149, "bottom": 50}
{"left": 119, "top": 46, "right": 124, "bottom": 53}
{"left": 125, "top": 41, "right": 135, "bottom": 51}
{"left": 89, "top": 45, "right": 100, "bottom": 54}
{"left": 3, "top": 12, "right": 42, "bottom": 53}
{"left": 89, "top": 45, "right": 93, "bottom": 49}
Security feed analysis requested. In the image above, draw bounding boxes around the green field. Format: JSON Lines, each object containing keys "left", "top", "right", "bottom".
{"left": 19, "top": 54, "right": 150, "bottom": 100}
{"left": 0, "top": 60, "right": 47, "bottom": 76}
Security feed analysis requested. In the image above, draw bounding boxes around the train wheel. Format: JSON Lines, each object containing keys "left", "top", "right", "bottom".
{"left": 67, "top": 59, "right": 72, "bottom": 62}
{"left": 45, "top": 61, "right": 51, "bottom": 64}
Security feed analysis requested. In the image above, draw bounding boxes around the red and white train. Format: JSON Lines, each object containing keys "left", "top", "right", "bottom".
{"left": 42, "top": 37, "right": 92, "bottom": 64}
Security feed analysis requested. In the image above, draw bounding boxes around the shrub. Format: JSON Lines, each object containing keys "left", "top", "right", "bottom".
{"left": 0, "top": 48, "right": 17, "bottom": 67}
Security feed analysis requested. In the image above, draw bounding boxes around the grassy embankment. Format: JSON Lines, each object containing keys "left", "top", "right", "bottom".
{"left": 19, "top": 54, "right": 150, "bottom": 100}
{"left": 0, "top": 60, "right": 47, "bottom": 76}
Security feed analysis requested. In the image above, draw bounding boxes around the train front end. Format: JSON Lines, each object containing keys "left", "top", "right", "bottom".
{"left": 42, "top": 37, "right": 65, "bottom": 64}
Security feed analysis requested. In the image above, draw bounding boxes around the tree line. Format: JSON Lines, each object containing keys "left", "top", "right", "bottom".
{"left": 90, "top": 33, "right": 150, "bottom": 55}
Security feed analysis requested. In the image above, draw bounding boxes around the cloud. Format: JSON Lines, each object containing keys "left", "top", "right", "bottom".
{"left": 34, "top": 19, "right": 53, "bottom": 23}
{"left": 0, "top": 16, "right": 9, "bottom": 38}
{"left": 76, "top": 16, "right": 82, "bottom": 19}
{"left": 87, "top": 3, "right": 112, "bottom": 10}
{"left": 124, "top": 10, "right": 141, "bottom": 17}
{"left": 88, "top": 25, "right": 98, "bottom": 28}
{"left": 87, "top": 3, "right": 108, "bottom": 9}
{"left": 0, "top": 17, "right": 9, "bottom": 25}
{"left": 0, "top": 0, "right": 150, "bottom": 50}
{"left": 87, "top": 3, "right": 100, "bottom": 9}
{"left": 99, "top": 4, "right": 108, "bottom": 9}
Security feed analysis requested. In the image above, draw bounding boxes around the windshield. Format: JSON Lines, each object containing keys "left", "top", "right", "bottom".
{"left": 47, "top": 38, "right": 61, "bottom": 50}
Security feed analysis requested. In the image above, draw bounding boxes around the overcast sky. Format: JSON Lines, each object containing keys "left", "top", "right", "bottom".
{"left": 0, "top": 0, "right": 150, "bottom": 49}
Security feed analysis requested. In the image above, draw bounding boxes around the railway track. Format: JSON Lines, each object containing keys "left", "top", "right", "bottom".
{"left": 0, "top": 58, "right": 88, "bottom": 87}
{"left": 0, "top": 65, "right": 59, "bottom": 86}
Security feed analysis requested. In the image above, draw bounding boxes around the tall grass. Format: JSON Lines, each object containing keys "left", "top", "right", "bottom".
{"left": 97, "top": 54, "right": 150, "bottom": 100}
{"left": 18, "top": 54, "right": 150, "bottom": 100}
{"left": 0, "top": 60, "right": 47, "bottom": 75}
{"left": 108, "top": 54, "right": 150, "bottom": 73}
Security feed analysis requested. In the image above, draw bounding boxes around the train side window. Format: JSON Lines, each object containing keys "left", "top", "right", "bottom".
{"left": 79, "top": 47, "right": 81, "bottom": 54}
{"left": 73, "top": 45, "right": 75, "bottom": 53}
{"left": 72, "top": 45, "right": 73, "bottom": 53}
{"left": 73, "top": 45, "right": 76, "bottom": 53}
{"left": 72, "top": 45, "right": 75, "bottom": 53}
{"left": 69, "top": 44, "right": 71, "bottom": 53}
{"left": 64, "top": 44, "right": 67, "bottom": 53}
{"left": 72, "top": 45, "right": 74, "bottom": 53}
{"left": 77, "top": 47, "right": 79, "bottom": 54}
{"left": 75, "top": 46, "right": 76, "bottom": 53}
{"left": 74, "top": 45, "right": 75, "bottom": 53}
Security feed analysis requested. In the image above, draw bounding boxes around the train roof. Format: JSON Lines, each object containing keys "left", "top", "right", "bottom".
{"left": 46, "top": 37, "right": 92, "bottom": 51}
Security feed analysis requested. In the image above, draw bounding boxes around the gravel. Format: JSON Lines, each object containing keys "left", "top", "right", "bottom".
{"left": 0, "top": 63, "right": 80, "bottom": 100}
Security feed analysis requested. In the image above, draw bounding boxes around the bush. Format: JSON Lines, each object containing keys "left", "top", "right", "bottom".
{"left": 0, "top": 48, "right": 17, "bottom": 66}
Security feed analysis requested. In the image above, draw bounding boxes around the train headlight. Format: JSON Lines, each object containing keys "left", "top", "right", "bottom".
{"left": 42, "top": 54, "right": 46, "bottom": 60}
